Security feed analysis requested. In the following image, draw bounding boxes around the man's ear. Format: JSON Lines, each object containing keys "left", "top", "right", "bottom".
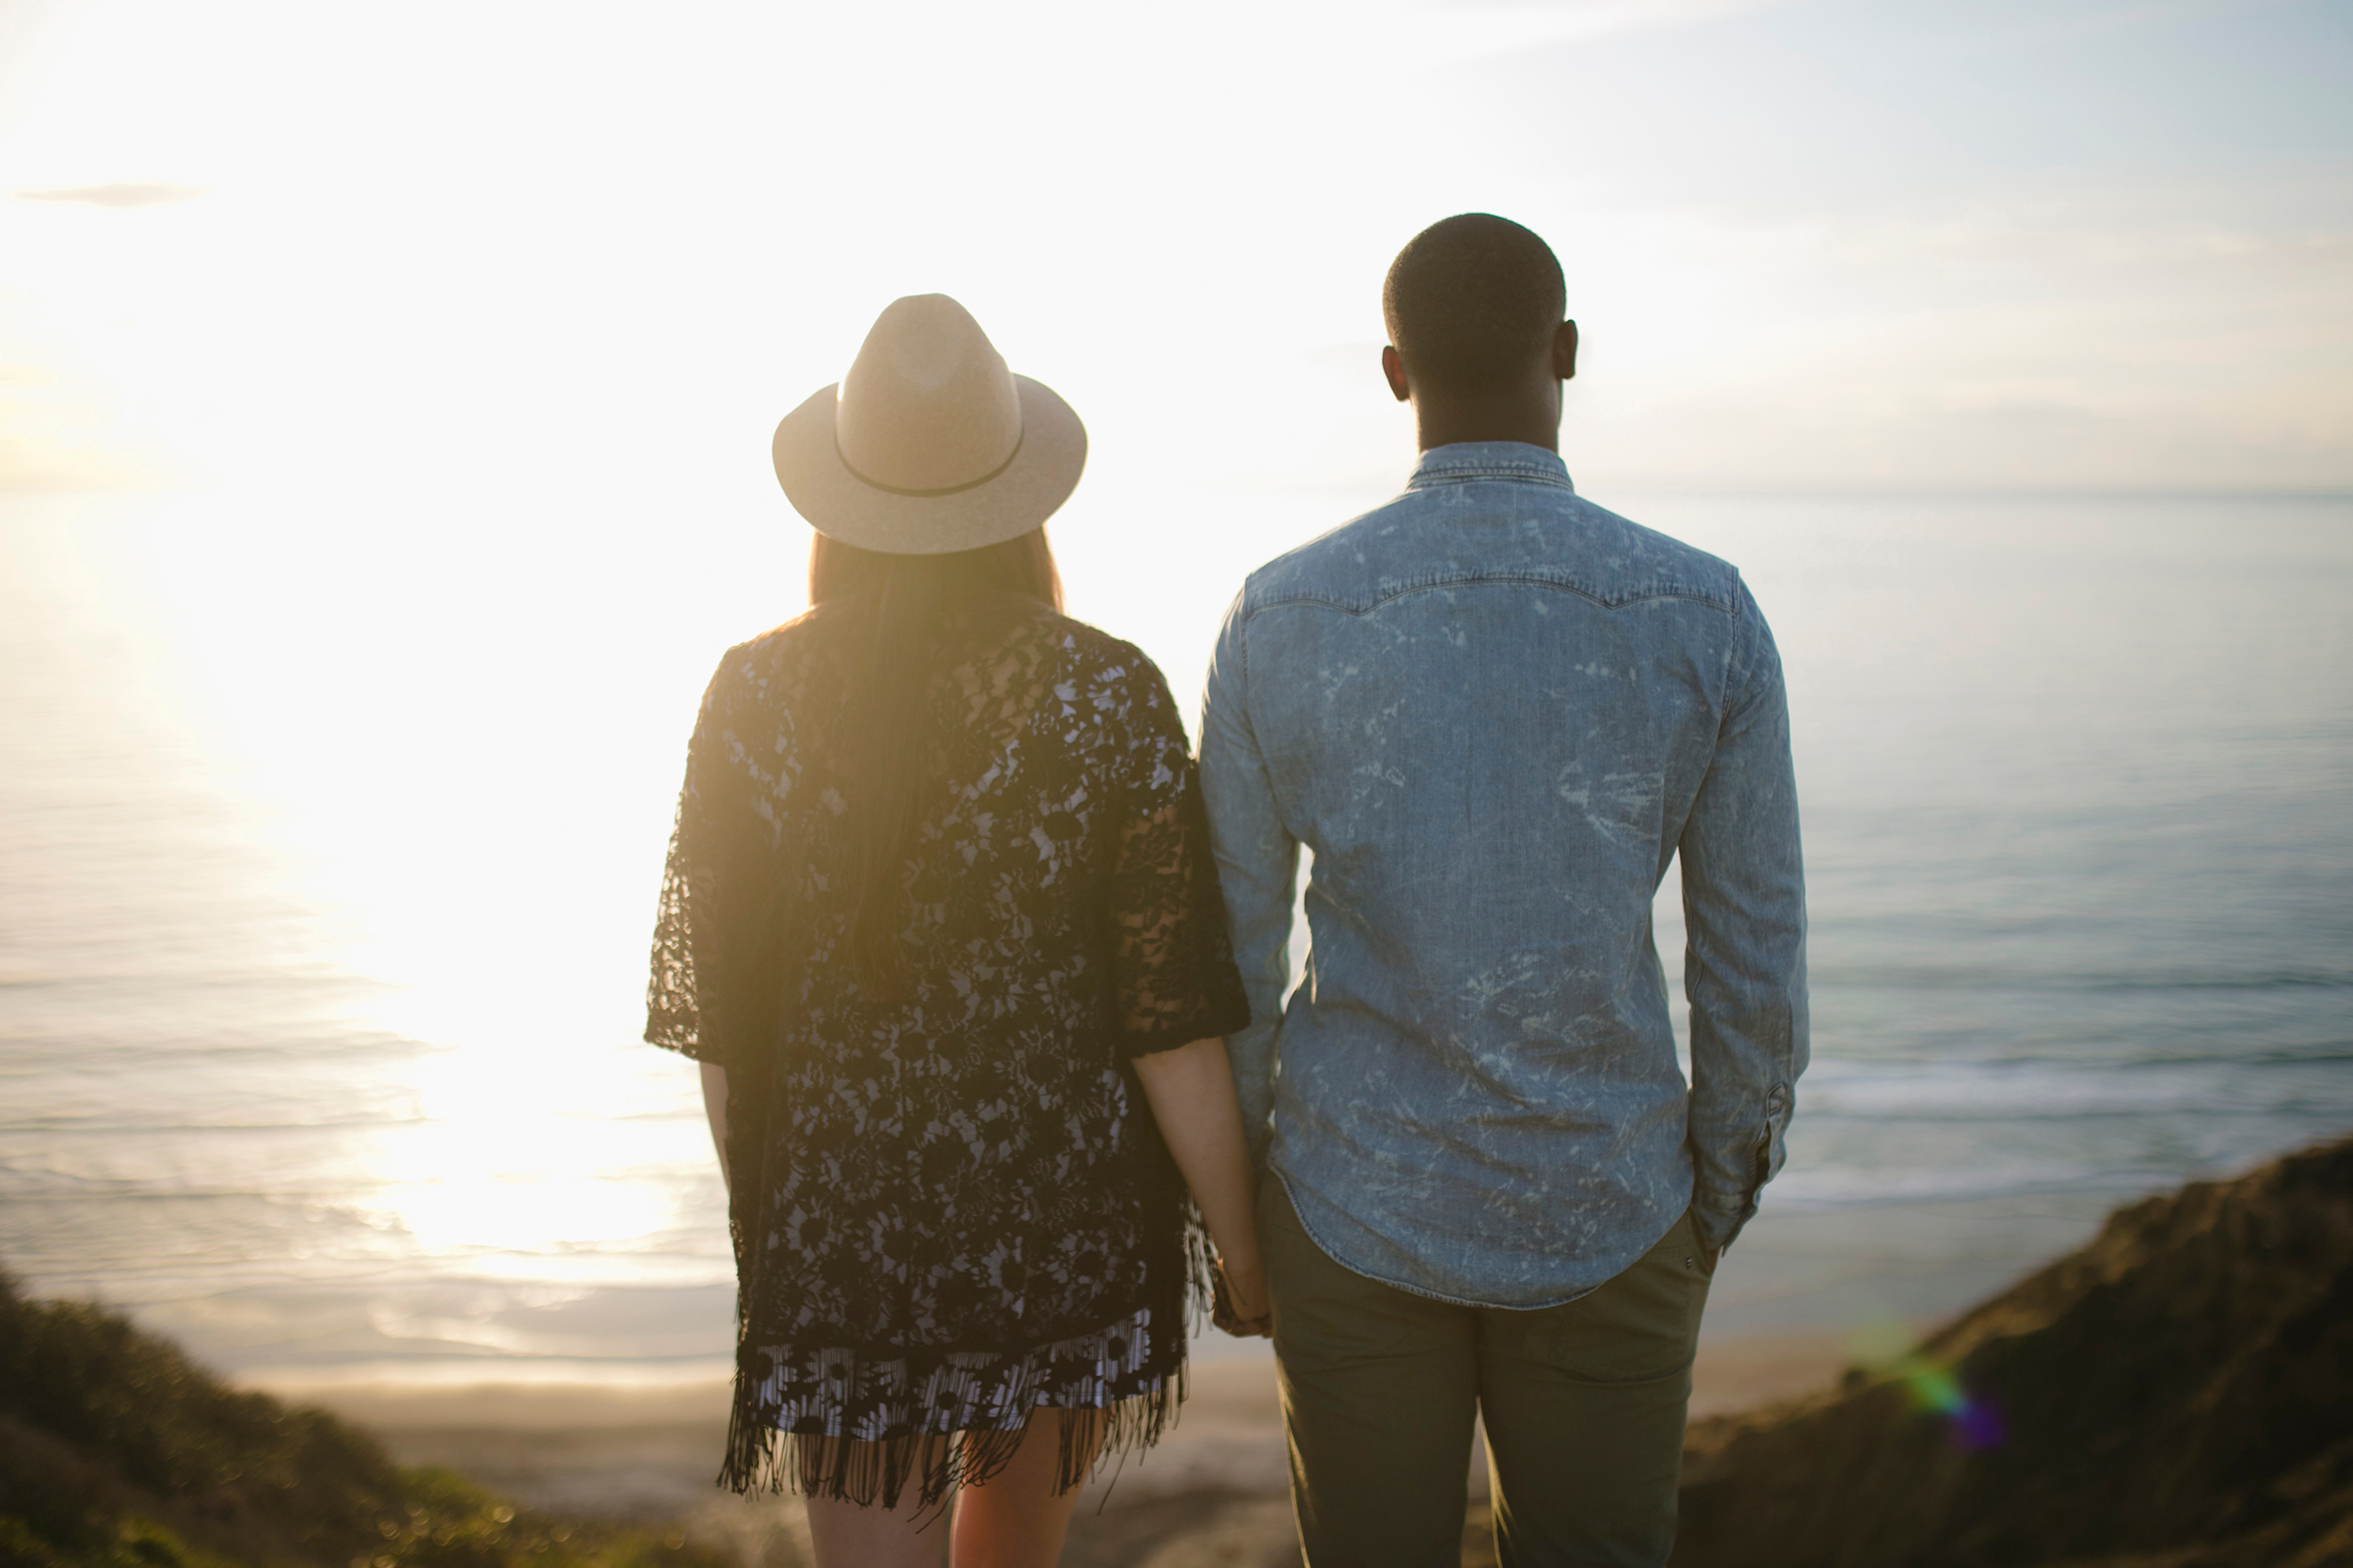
{"left": 1553, "top": 320, "right": 1579, "bottom": 382}
{"left": 1382, "top": 344, "right": 1412, "bottom": 403}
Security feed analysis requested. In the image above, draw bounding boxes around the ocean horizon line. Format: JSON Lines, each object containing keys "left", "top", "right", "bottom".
{"left": 7, "top": 478, "right": 2353, "bottom": 506}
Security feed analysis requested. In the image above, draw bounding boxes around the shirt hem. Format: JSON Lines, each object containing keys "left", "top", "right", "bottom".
{"left": 1272, "top": 1167, "right": 1689, "bottom": 1313}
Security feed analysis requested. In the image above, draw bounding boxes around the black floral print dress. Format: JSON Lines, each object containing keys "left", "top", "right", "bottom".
{"left": 645, "top": 591, "right": 1250, "bottom": 1508}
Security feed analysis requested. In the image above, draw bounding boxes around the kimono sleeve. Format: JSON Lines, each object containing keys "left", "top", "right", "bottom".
{"left": 644, "top": 655, "right": 750, "bottom": 1064}
{"left": 1103, "top": 655, "right": 1253, "bottom": 1057}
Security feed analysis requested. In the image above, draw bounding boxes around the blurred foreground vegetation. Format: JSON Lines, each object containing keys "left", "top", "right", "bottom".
{"left": 0, "top": 1273, "right": 728, "bottom": 1568}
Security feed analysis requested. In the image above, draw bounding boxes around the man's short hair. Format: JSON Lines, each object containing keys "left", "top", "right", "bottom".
{"left": 1382, "top": 214, "right": 1565, "bottom": 393}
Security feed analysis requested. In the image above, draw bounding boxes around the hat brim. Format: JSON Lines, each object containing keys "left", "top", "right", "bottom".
{"left": 771, "top": 376, "right": 1087, "bottom": 555}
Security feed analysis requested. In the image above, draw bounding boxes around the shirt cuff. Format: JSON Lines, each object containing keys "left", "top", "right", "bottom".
{"left": 1689, "top": 1191, "right": 1753, "bottom": 1255}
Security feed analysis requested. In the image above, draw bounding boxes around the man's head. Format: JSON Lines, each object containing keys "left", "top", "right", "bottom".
{"left": 1380, "top": 214, "right": 1577, "bottom": 450}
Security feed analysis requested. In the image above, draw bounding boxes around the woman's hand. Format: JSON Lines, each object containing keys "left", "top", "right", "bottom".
{"left": 1132, "top": 1038, "right": 1273, "bottom": 1338}
{"left": 1212, "top": 1252, "right": 1272, "bottom": 1338}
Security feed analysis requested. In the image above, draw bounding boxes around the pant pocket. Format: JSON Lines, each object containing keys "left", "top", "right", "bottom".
{"left": 1504, "top": 1221, "right": 1706, "bottom": 1384}
{"left": 1680, "top": 1208, "right": 1721, "bottom": 1281}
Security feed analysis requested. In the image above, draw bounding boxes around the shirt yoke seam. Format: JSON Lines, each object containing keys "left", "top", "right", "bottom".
{"left": 1243, "top": 575, "right": 1737, "bottom": 619}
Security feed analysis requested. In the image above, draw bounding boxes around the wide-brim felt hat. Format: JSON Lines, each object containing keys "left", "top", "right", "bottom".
{"left": 772, "top": 294, "right": 1087, "bottom": 555}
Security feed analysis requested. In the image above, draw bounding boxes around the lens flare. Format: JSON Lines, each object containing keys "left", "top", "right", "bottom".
{"left": 1889, "top": 1353, "right": 2005, "bottom": 1450}
{"left": 1842, "top": 1320, "right": 2004, "bottom": 1450}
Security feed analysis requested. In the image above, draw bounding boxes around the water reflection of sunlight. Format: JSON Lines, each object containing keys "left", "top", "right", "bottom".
{"left": 367, "top": 1123, "right": 677, "bottom": 1261}
{"left": 360, "top": 1045, "right": 685, "bottom": 1262}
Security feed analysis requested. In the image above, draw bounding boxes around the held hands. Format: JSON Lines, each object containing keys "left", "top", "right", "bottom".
{"left": 1127, "top": 1038, "right": 1273, "bottom": 1337}
{"left": 1211, "top": 1251, "right": 1273, "bottom": 1339}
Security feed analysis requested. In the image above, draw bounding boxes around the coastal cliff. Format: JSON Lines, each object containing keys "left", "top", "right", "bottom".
{"left": 1671, "top": 1135, "right": 2353, "bottom": 1568}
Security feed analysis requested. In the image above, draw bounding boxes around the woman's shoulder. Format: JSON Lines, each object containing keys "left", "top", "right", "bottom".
{"left": 1008, "top": 612, "right": 1193, "bottom": 768}
{"left": 705, "top": 605, "right": 843, "bottom": 687}
{"left": 1016, "top": 602, "right": 1178, "bottom": 711}
{"left": 679, "top": 615, "right": 846, "bottom": 746}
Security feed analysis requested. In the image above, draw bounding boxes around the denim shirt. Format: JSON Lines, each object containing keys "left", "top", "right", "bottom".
{"left": 1198, "top": 442, "right": 1807, "bottom": 1308}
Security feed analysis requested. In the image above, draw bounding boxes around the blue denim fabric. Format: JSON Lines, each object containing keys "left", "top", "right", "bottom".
{"left": 1198, "top": 442, "right": 1807, "bottom": 1308}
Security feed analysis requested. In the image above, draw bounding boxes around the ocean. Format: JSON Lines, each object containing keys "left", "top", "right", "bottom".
{"left": 3, "top": 479, "right": 2348, "bottom": 1389}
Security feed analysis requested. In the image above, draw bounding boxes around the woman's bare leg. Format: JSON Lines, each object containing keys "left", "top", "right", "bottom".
{"left": 950, "top": 1409, "right": 1107, "bottom": 1568}
{"left": 801, "top": 1444, "right": 948, "bottom": 1568}
{"left": 805, "top": 1486, "right": 944, "bottom": 1568}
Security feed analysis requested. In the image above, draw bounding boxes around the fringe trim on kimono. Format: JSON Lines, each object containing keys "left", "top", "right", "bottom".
{"left": 716, "top": 1311, "right": 1194, "bottom": 1511}
{"left": 715, "top": 1202, "right": 1219, "bottom": 1512}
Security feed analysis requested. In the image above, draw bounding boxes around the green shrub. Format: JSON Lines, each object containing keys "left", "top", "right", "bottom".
{"left": 0, "top": 1272, "right": 727, "bottom": 1568}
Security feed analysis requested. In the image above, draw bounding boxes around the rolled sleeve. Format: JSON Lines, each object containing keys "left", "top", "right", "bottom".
{"left": 1680, "top": 578, "right": 1810, "bottom": 1253}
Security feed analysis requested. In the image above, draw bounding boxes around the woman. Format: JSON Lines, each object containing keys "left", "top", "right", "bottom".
{"left": 645, "top": 294, "right": 1268, "bottom": 1567}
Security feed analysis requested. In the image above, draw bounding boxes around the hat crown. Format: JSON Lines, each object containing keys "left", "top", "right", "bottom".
{"left": 834, "top": 295, "right": 1024, "bottom": 493}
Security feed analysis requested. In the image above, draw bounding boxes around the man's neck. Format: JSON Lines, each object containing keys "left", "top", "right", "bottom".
{"left": 1412, "top": 394, "right": 1561, "bottom": 454}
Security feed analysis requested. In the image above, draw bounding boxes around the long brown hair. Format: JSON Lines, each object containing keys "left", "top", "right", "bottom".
{"left": 808, "top": 528, "right": 1064, "bottom": 986}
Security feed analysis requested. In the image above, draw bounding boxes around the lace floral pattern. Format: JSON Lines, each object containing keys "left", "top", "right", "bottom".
{"left": 646, "top": 592, "right": 1250, "bottom": 1507}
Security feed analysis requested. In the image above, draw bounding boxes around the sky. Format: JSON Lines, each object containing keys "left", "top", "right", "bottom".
{"left": 0, "top": 0, "right": 2347, "bottom": 505}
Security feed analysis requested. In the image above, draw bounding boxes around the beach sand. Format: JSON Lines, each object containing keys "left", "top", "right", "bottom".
{"left": 277, "top": 1333, "right": 1852, "bottom": 1567}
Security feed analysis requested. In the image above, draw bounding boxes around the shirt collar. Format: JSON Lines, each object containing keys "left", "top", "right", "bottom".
{"left": 1404, "top": 441, "right": 1575, "bottom": 492}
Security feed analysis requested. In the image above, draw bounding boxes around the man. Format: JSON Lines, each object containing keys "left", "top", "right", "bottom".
{"left": 1198, "top": 214, "right": 1808, "bottom": 1567}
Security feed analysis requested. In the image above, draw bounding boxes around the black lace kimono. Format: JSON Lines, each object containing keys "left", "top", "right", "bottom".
{"left": 645, "top": 591, "right": 1250, "bottom": 1508}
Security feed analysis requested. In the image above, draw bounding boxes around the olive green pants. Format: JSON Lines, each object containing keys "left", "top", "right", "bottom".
{"left": 1261, "top": 1182, "right": 1714, "bottom": 1568}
